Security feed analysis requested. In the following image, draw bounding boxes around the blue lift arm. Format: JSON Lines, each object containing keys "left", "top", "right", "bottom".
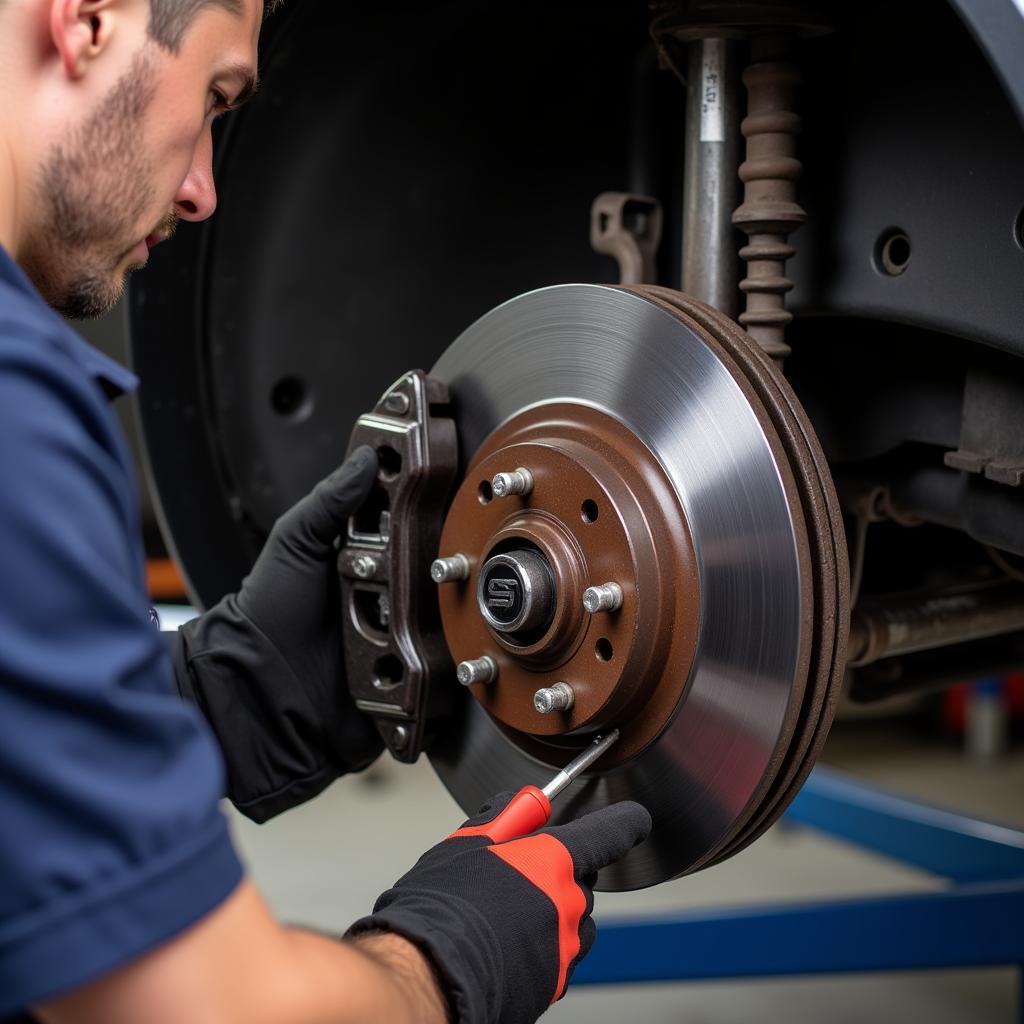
{"left": 575, "top": 766, "right": 1024, "bottom": 1020}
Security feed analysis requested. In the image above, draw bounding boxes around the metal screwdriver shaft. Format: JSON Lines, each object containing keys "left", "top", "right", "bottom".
{"left": 451, "top": 731, "right": 622, "bottom": 844}
{"left": 541, "top": 730, "right": 620, "bottom": 800}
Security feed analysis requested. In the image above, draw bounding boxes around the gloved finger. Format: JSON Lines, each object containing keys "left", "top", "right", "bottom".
{"left": 546, "top": 800, "right": 652, "bottom": 879}
{"left": 558, "top": 916, "right": 596, "bottom": 1001}
{"left": 578, "top": 914, "right": 596, "bottom": 960}
{"left": 280, "top": 446, "right": 379, "bottom": 554}
{"left": 459, "top": 790, "right": 517, "bottom": 829}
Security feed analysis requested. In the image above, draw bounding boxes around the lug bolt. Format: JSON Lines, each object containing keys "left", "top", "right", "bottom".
{"left": 533, "top": 681, "right": 575, "bottom": 714}
{"left": 456, "top": 656, "right": 498, "bottom": 686}
{"left": 353, "top": 554, "right": 378, "bottom": 579}
{"left": 582, "top": 582, "right": 624, "bottom": 614}
{"left": 491, "top": 467, "right": 534, "bottom": 498}
{"left": 431, "top": 553, "right": 471, "bottom": 583}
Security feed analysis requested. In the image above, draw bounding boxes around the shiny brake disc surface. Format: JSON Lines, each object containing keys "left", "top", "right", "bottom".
{"left": 428, "top": 284, "right": 811, "bottom": 890}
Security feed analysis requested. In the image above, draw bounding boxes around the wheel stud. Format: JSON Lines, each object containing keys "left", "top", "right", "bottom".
{"left": 456, "top": 656, "right": 497, "bottom": 686}
{"left": 533, "top": 681, "right": 575, "bottom": 714}
{"left": 582, "top": 582, "right": 624, "bottom": 613}
{"left": 491, "top": 467, "right": 534, "bottom": 498}
{"left": 431, "top": 553, "right": 470, "bottom": 583}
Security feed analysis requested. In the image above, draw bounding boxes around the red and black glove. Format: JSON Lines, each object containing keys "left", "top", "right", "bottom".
{"left": 346, "top": 791, "right": 652, "bottom": 1024}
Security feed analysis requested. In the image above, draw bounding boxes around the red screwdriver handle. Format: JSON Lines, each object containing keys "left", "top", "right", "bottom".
{"left": 448, "top": 786, "right": 552, "bottom": 843}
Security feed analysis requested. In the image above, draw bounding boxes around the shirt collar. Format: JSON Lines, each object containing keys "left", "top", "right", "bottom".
{"left": 0, "top": 244, "right": 139, "bottom": 399}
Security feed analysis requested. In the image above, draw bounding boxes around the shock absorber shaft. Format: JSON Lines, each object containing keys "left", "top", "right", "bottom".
{"left": 680, "top": 37, "right": 742, "bottom": 316}
{"left": 732, "top": 34, "right": 805, "bottom": 363}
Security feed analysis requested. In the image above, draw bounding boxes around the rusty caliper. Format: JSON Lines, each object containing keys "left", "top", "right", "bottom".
{"left": 337, "top": 370, "right": 458, "bottom": 761}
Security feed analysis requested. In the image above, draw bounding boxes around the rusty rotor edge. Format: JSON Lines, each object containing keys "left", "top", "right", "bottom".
{"left": 626, "top": 286, "right": 849, "bottom": 864}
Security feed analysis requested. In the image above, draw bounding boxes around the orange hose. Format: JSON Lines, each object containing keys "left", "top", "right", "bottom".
{"left": 147, "top": 558, "right": 187, "bottom": 601}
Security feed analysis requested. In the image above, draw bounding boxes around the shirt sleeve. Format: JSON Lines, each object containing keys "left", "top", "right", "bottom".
{"left": 0, "top": 331, "right": 243, "bottom": 1016}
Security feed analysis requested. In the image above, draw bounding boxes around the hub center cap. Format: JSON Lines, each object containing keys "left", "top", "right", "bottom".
{"left": 477, "top": 549, "right": 555, "bottom": 639}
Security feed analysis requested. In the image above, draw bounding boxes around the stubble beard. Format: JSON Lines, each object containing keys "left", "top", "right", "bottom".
{"left": 22, "top": 48, "right": 164, "bottom": 319}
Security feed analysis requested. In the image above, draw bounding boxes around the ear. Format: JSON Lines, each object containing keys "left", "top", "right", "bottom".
{"left": 50, "top": 0, "right": 121, "bottom": 80}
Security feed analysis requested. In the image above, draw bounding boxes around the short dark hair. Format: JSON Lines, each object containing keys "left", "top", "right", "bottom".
{"left": 147, "top": 0, "right": 283, "bottom": 53}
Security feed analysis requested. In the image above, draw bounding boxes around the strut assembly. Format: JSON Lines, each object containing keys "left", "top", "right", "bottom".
{"left": 650, "top": 2, "right": 828, "bottom": 360}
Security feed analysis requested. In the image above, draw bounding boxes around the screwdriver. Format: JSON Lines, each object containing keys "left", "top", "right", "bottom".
{"left": 452, "top": 730, "right": 620, "bottom": 843}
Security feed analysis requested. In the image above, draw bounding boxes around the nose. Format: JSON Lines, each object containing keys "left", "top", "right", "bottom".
{"left": 173, "top": 128, "right": 218, "bottom": 222}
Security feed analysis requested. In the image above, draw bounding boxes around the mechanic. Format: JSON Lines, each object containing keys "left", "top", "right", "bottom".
{"left": 0, "top": 0, "right": 652, "bottom": 1021}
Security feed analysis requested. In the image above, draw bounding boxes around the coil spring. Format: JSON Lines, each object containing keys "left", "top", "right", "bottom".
{"left": 732, "top": 34, "right": 806, "bottom": 363}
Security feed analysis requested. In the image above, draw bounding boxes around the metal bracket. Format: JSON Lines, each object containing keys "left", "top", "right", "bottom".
{"left": 589, "top": 191, "right": 663, "bottom": 285}
{"left": 945, "top": 362, "right": 1024, "bottom": 486}
{"left": 338, "top": 370, "right": 458, "bottom": 761}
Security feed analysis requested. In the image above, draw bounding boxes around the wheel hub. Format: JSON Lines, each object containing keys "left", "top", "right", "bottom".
{"left": 437, "top": 403, "right": 700, "bottom": 763}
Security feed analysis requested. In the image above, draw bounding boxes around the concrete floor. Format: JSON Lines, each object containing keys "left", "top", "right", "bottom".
{"left": 229, "top": 718, "right": 1024, "bottom": 1022}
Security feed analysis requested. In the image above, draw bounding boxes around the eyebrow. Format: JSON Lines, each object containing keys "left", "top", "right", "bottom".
{"left": 219, "top": 62, "right": 259, "bottom": 109}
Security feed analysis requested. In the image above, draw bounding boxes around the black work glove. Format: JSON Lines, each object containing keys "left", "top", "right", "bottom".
{"left": 347, "top": 791, "right": 652, "bottom": 1024}
{"left": 173, "top": 445, "right": 382, "bottom": 822}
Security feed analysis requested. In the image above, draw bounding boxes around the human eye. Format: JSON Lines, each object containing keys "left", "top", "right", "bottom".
{"left": 207, "top": 88, "right": 231, "bottom": 119}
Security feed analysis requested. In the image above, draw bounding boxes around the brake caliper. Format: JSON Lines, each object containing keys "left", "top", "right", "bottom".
{"left": 337, "top": 370, "right": 458, "bottom": 761}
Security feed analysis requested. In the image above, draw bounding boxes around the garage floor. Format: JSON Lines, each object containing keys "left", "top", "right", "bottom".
{"left": 229, "top": 717, "right": 1023, "bottom": 1022}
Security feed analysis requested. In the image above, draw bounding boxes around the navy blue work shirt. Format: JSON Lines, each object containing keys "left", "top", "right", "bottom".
{"left": 0, "top": 246, "right": 242, "bottom": 1016}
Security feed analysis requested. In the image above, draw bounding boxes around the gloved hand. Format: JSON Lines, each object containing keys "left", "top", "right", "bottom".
{"left": 347, "top": 791, "right": 652, "bottom": 1024}
{"left": 173, "top": 445, "right": 383, "bottom": 822}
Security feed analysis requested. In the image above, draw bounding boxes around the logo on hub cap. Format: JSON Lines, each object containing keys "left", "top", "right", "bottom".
{"left": 486, "top": 576, "right": 521, "bottom": 613}
{"left": 482, "top": 569, "right": 524, "bottom": 624}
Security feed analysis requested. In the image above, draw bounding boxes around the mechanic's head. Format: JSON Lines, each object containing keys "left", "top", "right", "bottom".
{"left": 0, "top": 0, "right": 273, "bottom": 318}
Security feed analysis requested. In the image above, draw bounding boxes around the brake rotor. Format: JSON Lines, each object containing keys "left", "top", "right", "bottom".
{"left": 427, "top": 283, "right": 848, "bottom": 890}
